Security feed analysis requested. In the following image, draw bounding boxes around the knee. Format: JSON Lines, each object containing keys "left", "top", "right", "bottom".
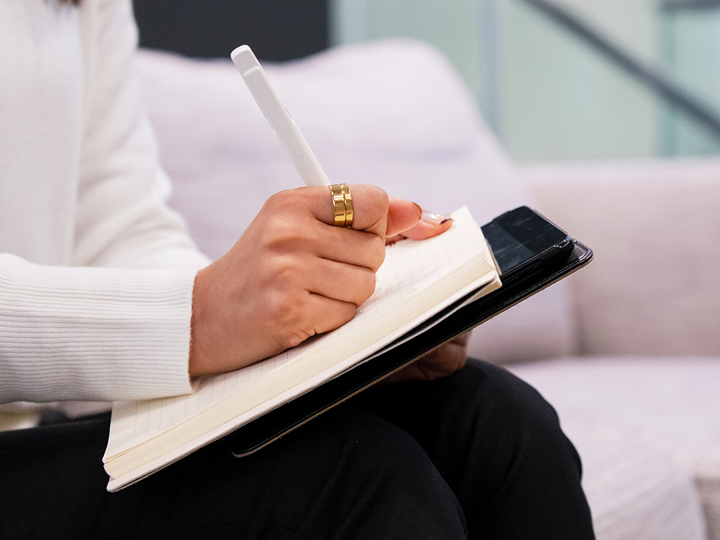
{"left": 318, "top": 407, "right": 468, "bottom": 539}
{"left": 459, "top": 360, "right": 582, "bottom": 475}
{"left": 333, "top": 406, "right": 455, "bottom": 498}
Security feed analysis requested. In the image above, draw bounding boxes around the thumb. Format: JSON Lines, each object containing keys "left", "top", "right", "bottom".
{"left": 386, "top": 197, "right": 423, "bottom": 238}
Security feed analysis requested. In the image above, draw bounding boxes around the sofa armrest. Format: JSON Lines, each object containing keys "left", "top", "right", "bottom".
{"left": 521, "top": 158, "right": 720, "bottom": 356}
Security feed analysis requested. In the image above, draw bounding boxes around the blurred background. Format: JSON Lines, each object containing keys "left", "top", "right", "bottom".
{"left": 133, "top": 0, "right": 720, "bottom": 163}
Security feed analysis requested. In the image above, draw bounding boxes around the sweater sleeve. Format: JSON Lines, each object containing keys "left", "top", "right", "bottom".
{"left": 0, "top": 0, "right": 211, "bottom": 403}
{"left": 0, "top": 255, "right": 197, "bottom": 403}
{"left": 73, "top": 0, "right": 212, "bottom": 272}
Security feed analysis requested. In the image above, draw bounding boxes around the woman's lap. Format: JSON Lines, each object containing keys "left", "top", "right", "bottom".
{"left": 0, "top": 359, "right": 594, "bottom": 539}
{"left": 349, "top": 358, "right": 595, "bottom": 539}
{"left": 1, "top": 402, "right": 465, "bottom": 539}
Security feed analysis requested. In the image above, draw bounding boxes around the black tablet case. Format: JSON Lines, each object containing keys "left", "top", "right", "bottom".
{"left": 226, "top": 225, "right": 593, "bottom": 456}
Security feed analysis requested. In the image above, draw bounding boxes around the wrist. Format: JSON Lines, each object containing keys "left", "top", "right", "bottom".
{"left": 189, "top": 266, "right": 212, "bottom": 377}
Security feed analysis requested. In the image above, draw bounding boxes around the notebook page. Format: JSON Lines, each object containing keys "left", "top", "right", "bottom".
{"left": 106, "top": 207, "right": 487, "bottom": 457}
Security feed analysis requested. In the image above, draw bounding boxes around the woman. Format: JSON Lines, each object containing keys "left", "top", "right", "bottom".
{"left": 0, "top": 0, "right": 595, "bottom": 537}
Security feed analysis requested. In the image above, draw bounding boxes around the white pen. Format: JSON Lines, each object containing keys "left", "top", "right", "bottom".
{"left": 231, "top": 45, "right": 331, "bottom": 187}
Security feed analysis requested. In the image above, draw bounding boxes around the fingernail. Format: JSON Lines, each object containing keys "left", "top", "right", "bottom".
{"left": 422, "top": 211, "right": 453, "bottom": 225}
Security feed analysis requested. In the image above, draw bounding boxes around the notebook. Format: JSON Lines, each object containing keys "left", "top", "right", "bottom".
{"left": 103, "top": 206, "right": 502, "bottom": 491}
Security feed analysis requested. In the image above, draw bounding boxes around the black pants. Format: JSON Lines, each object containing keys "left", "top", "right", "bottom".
{"left": 0, "top": 359, "right": 595, "bottom": 539}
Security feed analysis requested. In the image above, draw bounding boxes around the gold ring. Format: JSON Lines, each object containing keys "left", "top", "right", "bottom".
{"left": 341, "top": 183, "right": 353, "bottom": 228}
{"left": 329, "top": 184, "right": 346, "bottom": 227}
{"left": 329, "top": 183, "right": 353, "bottom": 228}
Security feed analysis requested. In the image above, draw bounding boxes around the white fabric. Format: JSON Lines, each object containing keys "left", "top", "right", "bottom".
{"left": 511, "top": 357, "right": 720, "bottom": 540}
{"left": 0, "top": 0, "right": 209, "bottom": 404}
{"left": 579, "top": 438, "right": 705, "bottom": 540}
{"left": 136, "top": 41, "right": 575, "bottom": 364}
{"left": 524, "top": 159, "right": 720, "bottom": 357}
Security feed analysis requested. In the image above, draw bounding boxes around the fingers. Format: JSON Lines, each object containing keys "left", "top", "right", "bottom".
{"left": 449, "top": 331, "right": 471, "bottom": 347}
{"left": 313, "top": 225, "right": 386, "bottom": 271}
{"left": 305, "top": 257, "right": 377, "bottom": 307}
{"left": 301, "top": 295, "right": 358, "bottom": 337}
{"left": 295, "top": 183, "right": 448, "bottom": 245}
{"left": 290, "top": 185, "right": 454, "bottom": 264}
{"left": 302, "top": 184, "right": 390, "bottom": 238}
{"left": 386, "top": 196, "right": 423, "bottom": 238}
{"left": 381, "top": 331, "right": 471, "bottom": 384}
{"left": 272, "top": 293, "right": 359, "bottom": 351}
{"left": 297, "top": 185, "right": 423, "bottom": 240}
{"left": 397, "top": 218, "right": 454, "bottom": 241}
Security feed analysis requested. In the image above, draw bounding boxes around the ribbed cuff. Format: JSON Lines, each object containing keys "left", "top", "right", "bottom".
{"left": 0, "top": 254, "right": 197, "bottom": 403}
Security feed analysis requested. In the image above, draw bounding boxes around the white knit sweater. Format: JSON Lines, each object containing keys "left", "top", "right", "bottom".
{"left": 0, "top": 0, "right": 211, "bottom": 404}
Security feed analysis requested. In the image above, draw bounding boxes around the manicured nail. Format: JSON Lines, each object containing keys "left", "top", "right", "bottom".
{"left": 422, "top": 211, "right": 453, "bottom": 225}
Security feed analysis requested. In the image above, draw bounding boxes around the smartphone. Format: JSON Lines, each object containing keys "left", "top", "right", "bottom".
{"left": 480, "top": 206, "right": 574, "bottom": 285}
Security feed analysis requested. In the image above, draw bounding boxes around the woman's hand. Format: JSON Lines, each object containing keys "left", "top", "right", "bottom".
{"left": 382, "top": 332, "right": 470, "bottom": 384}
{"left": 189, "top": 185, "right": 423, "bottom": 377}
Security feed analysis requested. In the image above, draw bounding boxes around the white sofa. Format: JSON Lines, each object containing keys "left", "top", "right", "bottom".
{"left": 515, "top": 160, "right": 720, "bottom": 540}
{"left": 136, "top": 41, "right": 720, "bottom": 540}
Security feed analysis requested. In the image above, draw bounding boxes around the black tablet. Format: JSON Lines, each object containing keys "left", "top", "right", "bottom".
{"left": 226, "top": 207, "right": 593, "bottom": 456}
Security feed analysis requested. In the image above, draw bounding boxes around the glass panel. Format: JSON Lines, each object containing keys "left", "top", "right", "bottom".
{"left": 659, "top": 2, "right": 720, "bottom": 156}
{"left": 499, "top": 0, "right": 662, "bottom": 162}
{"left": 329, "top": 0, "right": 720, "bottom": 162}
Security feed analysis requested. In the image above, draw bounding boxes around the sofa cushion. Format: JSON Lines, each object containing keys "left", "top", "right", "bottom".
{"left": 511, "top": 357, "right": 720, "bottom": 540}
{"left": 577, "top": 437, "right": 704, "bottom": 540}
{"left": 136, "top": 40, "right": 575, "bottom": 363}
{"left": 524, "top": 160, "right": 720, "bottom": 357}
